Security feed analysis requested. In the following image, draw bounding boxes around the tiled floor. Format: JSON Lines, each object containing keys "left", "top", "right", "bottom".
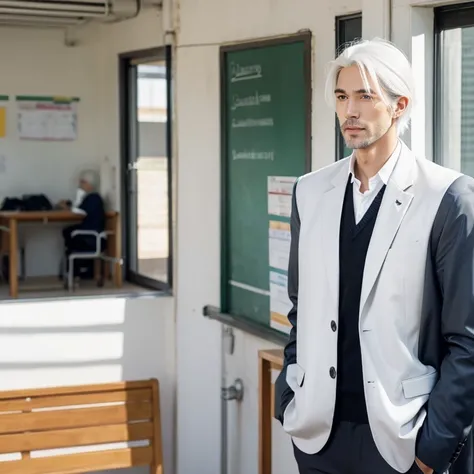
{"left": 0, "top": 276, "right": 162, "bottom": 302}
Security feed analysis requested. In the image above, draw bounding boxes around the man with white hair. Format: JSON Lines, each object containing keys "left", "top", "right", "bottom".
{"left": 60, "top": 169, "right": 106, "bottom": 278}
{"left": 274, "top": 38, "right": 474, "bottom": 474}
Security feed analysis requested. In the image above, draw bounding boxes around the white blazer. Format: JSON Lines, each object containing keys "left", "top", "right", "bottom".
{"left": 277, "top": 141, "right": 474, "bottom": 473}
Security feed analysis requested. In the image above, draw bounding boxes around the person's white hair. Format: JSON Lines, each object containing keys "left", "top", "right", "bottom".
{"left": 325, "top": 37, "right": 416, "bottom": 136}
{"left": 80, "top": 169, "right": 100, "bottom": 191}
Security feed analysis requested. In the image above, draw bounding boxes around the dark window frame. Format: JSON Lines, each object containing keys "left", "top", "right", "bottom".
{"left": 435, "top": 2, "right": 474, "bottom": 31}
{"left": 433, "top": 2, "right": 474, "bottom": 165}
{"left": 335, "top": 12, "right": 362, "bottom": 161}
{"left": 118, "top": 46, "right": 173, "bottom": 292}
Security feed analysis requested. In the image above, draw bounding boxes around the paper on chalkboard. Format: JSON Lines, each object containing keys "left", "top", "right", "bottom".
{"left": 269, "top": 220, "right": 290, "bottom": 271}
{"left": 269, "top": 271, "right": 292, "bottom": 334}
{"left": 268, "top": 176, "right": 297, "bottom": 217}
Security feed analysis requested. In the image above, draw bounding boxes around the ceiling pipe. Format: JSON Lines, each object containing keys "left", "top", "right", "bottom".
{"left": 0, "top": 7, "right": 105, "bottom": 16}
{"left": 101, "top": 0, "right": 139, "bottom": 24}
{"left": 0, "top": 0, "right": 107, "bottom": 13}
{"left": 0, "top": 19, "right": 85, "bottom": 28}
{"left": 0, "top": 13, "right": 82, "bottom": 23}
{"left": 0, "top": 0, "right": 147, "bottom": 30}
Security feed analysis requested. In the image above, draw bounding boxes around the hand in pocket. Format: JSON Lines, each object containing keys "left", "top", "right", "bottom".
{"left": 414, "top": 458, "right": 433, "bottom": 474}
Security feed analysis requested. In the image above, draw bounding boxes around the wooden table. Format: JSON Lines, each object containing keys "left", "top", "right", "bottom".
{"left": 0, "top": 210, "right": 122, "bottom": 298}
{"left": 259, "top": 348, "right": 284, "bottom": 474}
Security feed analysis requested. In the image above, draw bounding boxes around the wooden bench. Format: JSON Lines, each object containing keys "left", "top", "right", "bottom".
{"left": 0, "top": 379, "right": 164, "bottom": 474}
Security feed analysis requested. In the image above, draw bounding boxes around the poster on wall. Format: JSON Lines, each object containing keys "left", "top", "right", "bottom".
{"left": 16, "top": 96, "right": 79, "bottom": 141}
{"left": 0, "top": 95, "right": 9, "bottom": 139}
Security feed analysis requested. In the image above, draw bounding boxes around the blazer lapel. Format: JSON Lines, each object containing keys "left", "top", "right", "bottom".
{"left": 359, "top": 142, "right": 417, "bottom": 314}
{"left": 320, "top": 160, "right": 352, "bottom": 307}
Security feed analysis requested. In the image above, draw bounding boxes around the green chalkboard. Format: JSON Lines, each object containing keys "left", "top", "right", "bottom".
{"left": 220, "top": 32, "right": 312, "bottom": 337}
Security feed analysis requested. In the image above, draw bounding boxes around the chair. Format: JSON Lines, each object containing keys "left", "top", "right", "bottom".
{"left": 0, "top": 225, "right": 26, "bottom": 282}
{"left": 66, "top": 229, "right": 122, "bottom": 291}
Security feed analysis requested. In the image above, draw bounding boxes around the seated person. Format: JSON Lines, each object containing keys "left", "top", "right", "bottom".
{"left": 59, "top": 170, "right": 106, "bottom": 279}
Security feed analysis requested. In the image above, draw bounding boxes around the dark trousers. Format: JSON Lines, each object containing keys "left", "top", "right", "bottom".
{"left": 61, "top": 225, "right": 100, "bottom": 279}
{"left": 63, "top": 225, "right": 95, "bottom": 255}
{"left": 293, "top": 422, "right": 423, "bottom": 474}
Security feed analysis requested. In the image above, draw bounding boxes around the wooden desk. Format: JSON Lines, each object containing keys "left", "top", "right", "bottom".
{"left": 0, "top": 210, "right": 122, "bottom": 298}
{"left": 259, "top": 348, "right": 284, "bottom": 474}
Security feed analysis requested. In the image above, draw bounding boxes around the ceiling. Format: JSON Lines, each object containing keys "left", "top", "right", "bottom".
{"left": 0, "top": 0, "right": 162, "bottom": 29}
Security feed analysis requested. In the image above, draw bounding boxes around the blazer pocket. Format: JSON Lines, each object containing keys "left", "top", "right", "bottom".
{"left": 402, "top": 371, "right": 438, "bottom": 399}
{"left": 286, "top": 363, "right": 305, "bottom": 391}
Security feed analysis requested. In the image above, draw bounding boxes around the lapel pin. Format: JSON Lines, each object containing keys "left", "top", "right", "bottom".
{"left": 395, "top": 199, "right": 402, "bottom": 206}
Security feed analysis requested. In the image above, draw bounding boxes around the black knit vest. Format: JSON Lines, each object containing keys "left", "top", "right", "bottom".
{"left": 334, "top": 176, "right": 386, "bottom": 424}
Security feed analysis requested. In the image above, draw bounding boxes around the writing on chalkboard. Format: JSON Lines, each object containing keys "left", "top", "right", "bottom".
{"left": 231, "top": 92, "right": 271, "bottom": 110}
{"left": 232, "top": 150, "right": 274, "bottom": 161}
{"left": 232, "top": 118, "right": 274, "bottom": 128}
{"left": 230, "top": 62, "right": 263, "bottom": 82}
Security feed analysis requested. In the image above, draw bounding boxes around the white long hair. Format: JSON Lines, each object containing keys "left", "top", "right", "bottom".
{"left": 325, "top": 37, "right": 416, "bottom": 135}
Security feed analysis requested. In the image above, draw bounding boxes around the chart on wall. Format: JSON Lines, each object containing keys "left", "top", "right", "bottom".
{"left": 220, "top": 32, "right": 311, "bottom": 336}
{"left": 0, "top": 95, "right": 9, "bottom": 139}
{"left": 16, "top": 96, "right": 79, "bottom": 141}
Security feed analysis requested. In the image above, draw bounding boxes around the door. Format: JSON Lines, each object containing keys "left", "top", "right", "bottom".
{"left": 120, "top": 47, "right": 172, "bottom": 290}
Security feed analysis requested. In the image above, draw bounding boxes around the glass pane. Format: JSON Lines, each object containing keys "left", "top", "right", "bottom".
{"left": 135, "top": 60, "right": 169, "bottom": 283}
{"left": 439, "top": 26, "right": 474, "bottom": 176}
{"left": 339, "top": 17, "right": 362, "bottom": 47}
{"left": 336, "top": 15, "right": 362, "bottom": 160}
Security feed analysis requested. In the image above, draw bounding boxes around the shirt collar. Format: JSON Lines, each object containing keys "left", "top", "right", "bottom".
{"left": 349, "top": 140, "right": 401, "bottom": 186}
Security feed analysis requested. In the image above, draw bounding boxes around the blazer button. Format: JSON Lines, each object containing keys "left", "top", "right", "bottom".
{"left": 329, "top": 367, "right": 336, "bottom": 379}
{"left": 331, "top": 321, "right": 337, "bottom": 332}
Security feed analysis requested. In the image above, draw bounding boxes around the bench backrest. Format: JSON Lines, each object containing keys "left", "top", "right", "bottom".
{"left": 0, "top": 379, "right": 163, "bottom": 474}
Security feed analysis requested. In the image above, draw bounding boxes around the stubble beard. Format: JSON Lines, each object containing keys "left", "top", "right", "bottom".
{"left": 343, "top": 125, "right": 388, "bottom": 150}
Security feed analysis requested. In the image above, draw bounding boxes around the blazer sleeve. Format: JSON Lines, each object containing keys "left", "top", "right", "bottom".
{"left": 274, "top": 180, "right": 300, "bottom": 424}
{"left": 416, "top": 175, "right": 474, "bottom": 473}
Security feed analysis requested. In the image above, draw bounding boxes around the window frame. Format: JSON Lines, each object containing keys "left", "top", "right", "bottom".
{"left": 118, "top": 46, "right": 173, "bottom": 292}
{"left": 335, "top": 12, "right": 362, "bottom": 161}
{"left": 433, "top": 2, "right": 474, "bottom": 166}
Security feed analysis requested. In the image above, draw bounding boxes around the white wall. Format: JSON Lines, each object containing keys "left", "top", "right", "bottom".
{"left": 0, "top": 9, "right": 164, "bottom": 277}
{"left": 0, "top": 294, "right": 175, "bottom": 474}
{"left": 174, "top": 1, "right": 443, "bottom": 474}
{"left": 0, "top": 27, "right": 100, "bottom": 203}
{"left": 0, "top": 26, "right": 101, "bottom": 276}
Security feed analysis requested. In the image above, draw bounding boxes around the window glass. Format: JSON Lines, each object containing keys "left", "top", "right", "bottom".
{"left": 435, "top": 4, "right": 474, "bottom": 176}
{"left": 335, "top": 14, "right": 362, "bottom": 161}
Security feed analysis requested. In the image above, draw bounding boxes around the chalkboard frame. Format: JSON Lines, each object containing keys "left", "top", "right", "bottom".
{"left": 216, "top": 31, "right": 313, "bottom": 343}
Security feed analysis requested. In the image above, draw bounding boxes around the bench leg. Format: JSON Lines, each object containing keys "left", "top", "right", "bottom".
{"left": 152, "top": 379, "right": 164, "bottom": 474}
{"left": 152, "top": 464, "right": 163, "bottom": 474}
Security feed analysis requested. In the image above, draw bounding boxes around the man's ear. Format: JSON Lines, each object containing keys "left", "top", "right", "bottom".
{"left": 393, "top": 96, "right": 409, "bottom": 118}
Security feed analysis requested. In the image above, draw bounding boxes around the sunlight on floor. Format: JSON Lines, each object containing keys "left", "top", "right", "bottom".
{"left": 0, "top": 276, "right": 161, "bottom": 302}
